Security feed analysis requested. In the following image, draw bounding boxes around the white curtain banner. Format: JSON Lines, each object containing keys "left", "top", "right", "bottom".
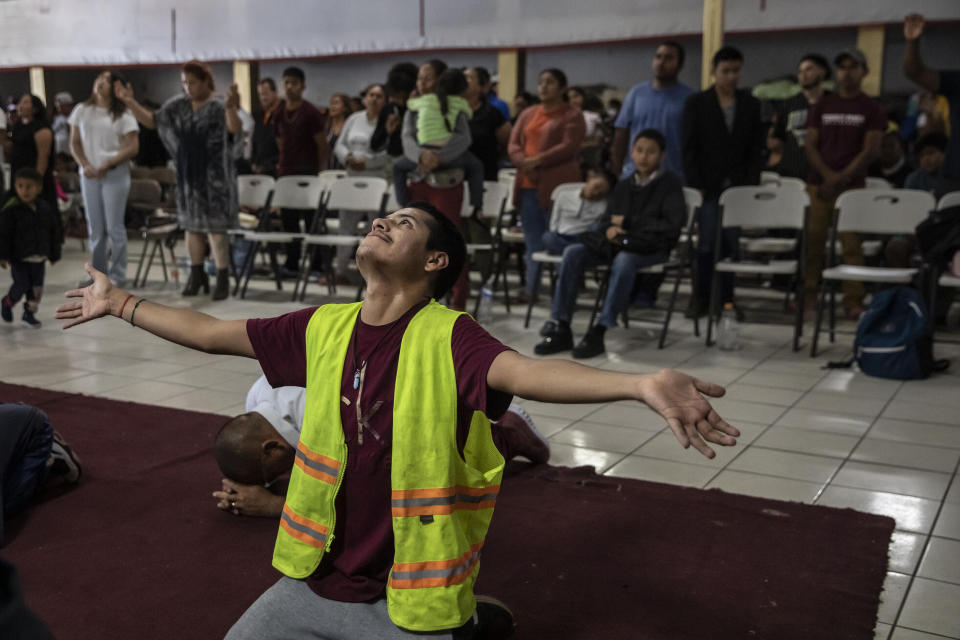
{"left": 1, "top": 0, "right": 958, "bottom": 67}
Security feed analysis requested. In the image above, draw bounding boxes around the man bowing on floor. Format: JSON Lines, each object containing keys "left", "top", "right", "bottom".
{"left": 57, "top": 200, "right": 739, "bottom": 640}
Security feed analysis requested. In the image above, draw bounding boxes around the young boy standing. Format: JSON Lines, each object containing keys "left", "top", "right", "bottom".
{"left": 1, "top": 167, "right": 63, "bottom": 327}
{"left": 535, "top": 129, "right": 686, "bottom": 358}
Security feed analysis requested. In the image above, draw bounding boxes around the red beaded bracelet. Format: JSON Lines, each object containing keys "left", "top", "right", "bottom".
{"left": 118, "top": 294, "right": 134, "bottom": 320}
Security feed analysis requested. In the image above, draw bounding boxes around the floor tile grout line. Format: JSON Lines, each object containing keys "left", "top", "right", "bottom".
{"left": 887, "top": 453, "right": 960, "bottom": 635}
{"left": 747, "top": 443, "right": 960, "bottom": 475}
{"left": 695, "top": 338, "right": 828, "bottom": 489}
{"left": 810, "top": 381, "right": 902, "bottom": 505}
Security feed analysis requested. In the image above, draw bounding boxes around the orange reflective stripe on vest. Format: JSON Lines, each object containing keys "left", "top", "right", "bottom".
{"left": 294, "top": 441, "right": 340, "bottom": 485}
{"left": 389, "top": 542, "right": 484, "bottom": 589}
{"left": 280, "top": 504, "right": 330, "bottom": 549}
{"left": 391, "top": 485, "right": 500, "bottom": 517}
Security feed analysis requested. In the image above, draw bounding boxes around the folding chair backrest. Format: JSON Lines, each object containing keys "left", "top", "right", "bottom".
{"left": 318, "top": 170, "right": 348, "bottom": 194}
{"left": 237, "top": 175, "right": 275, "bottom": 209}
{"left": 682, "top": 187, "right": 702, "bottom": 219}
{"left": 326, "top": 176, "right": 388, "bottom": 213}
{"left": 835, "top": 188, "right": 935, "bottom": 234}
{"left": 480, "top": 181, "right": 510, "bottom": 219}
{"left": 128, "top": 178, "right": 163, "bottom": 205}
{"left": 938, "top": 191, "right": 960, "bottom": 210}
{"left": 271, "top": 175, "right": 324, "bottom": 210}
{"left": 865, "top": 176, "right": 892, "bottom": 190}
{"left": 718, "top": 185, "right": 807, "bottom": 230}
{"left": 761, "top": 170, "right": 781, "bottom": 186}
{"left": 149, "top": 166, "right": 177, "bottom": 187}
{"left": 384, "top": 184, "right": 401, "bottom": 213}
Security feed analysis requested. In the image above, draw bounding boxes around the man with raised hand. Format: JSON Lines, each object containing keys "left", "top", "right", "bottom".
{"left": 58, "top": 200, "right": 738, "bottom": 639}
{"left": 903, "top": 13, "right": 960, "bottom": 195}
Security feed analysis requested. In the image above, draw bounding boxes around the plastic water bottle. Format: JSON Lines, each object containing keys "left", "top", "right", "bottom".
{"left": 476, "top": 283, "right": 494, "bottom": 324}
{"left": 717, "top": 302, "right": 741, "bottom": 351}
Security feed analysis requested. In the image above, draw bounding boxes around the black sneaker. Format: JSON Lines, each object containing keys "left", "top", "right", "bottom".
{"left": 1, "top": 296, "right": 11, "bottom": 322}
{"left": 538, "top": 319, "right": 557, "bottom": 337}
{"left": 473, "top": 595, "right": 515, "bottom": 639}
{"left": 572, "top": 325, "right": 606, "bottom": 359}
{"left": 533, "top": 324, "right": 573, "bottom": 355}
{"left": 47, "top": 431, "right": 82, "bottom": 483}
{"left": 22, "top": 308, "right": 41, "bottom": 328}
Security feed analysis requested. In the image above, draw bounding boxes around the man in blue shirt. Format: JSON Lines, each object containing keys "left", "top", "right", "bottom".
{"left": 611, "top": 41, "right": 695, "bottom": 182}
{"left": 486, "top": 72, "right": 512, "bottom": 121}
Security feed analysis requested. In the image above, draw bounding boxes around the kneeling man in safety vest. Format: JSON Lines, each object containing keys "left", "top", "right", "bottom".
{"left": 58, "top": 201, "right": 739, "bottom": 639}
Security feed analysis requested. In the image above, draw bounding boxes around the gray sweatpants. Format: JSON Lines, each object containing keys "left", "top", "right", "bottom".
{"left": 224, "top": 577, "right": 475, "bottom": 639}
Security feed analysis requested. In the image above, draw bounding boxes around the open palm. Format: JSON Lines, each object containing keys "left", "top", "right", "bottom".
{"left": 904, "top": 14, "right": 924, "bottom": 40}
{"left": 639, "top": 369, "right": 739, "bottom": 458}
{"left": 56, "top": 264, "right": 114, "bottom": 329}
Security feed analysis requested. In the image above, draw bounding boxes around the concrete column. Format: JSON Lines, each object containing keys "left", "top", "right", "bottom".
{"left": 233, "top": 60, "right": 259, "bottom": 113}
{"left": 29, "top": 67, "right": 47, "bottom": 105}
{"left": 856, "top": 24, "right": 885, "bottom": 97}
{"left": 496, "top": 49, "right": 525, "bottom": 117}
{"left": 700, "top": 0, "right": 725, "bottom": 90}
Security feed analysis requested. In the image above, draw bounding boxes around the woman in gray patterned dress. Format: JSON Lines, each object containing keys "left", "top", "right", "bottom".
{"left": 115, "top": 60, "right": 242, "bottom": 300}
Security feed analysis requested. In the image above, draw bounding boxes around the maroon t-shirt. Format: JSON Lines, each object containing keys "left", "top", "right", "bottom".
{"left": 805, "top": 92, "right": 885, "bottom": 188}
{"left": 274, "top": 100, "right": 327, "bottom": 176}
{"left": 246, "top": 302, "right": 513, "bottom": 602}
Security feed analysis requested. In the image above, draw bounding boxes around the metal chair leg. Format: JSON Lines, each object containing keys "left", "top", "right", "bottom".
{"left": 659, "top": 269, "right": 683, "bottom": 349}
{"left": 828, "top": 284, "right": 836, "bottom": 343}
{"left": 133, "top": 234, "right": 149, "bottom": 287}
{"left": 523, "top": 263, "right": 543, "bottom": 329}
{"left": 706, "top": 270, "right": 721, "bottom": 346}
{"left": 810, "top": 281, "right": 829, "bottom": 357}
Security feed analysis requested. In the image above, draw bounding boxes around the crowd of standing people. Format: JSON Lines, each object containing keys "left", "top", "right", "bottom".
{"left": 1, "top": 14, "right": 958, "bottom": 335}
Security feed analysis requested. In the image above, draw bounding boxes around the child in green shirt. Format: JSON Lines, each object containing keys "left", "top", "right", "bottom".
{"left": 394, "top": 68, "right": 485, "bottom": 213}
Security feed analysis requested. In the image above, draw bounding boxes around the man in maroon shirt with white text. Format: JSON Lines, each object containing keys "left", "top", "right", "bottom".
{"left": 804, "top": 48, "right": 885, "bottom": 319}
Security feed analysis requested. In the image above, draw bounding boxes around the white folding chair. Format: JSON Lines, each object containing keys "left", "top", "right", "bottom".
{"left": 706, "top": 186, "right": 809, "bottom": 351}
{"left": 865, "top": 176, "right": 892, "bottom": 190}
{"left": 937, "top": 191, "right": 960, "bottom": 210}
{"left": 465, "top": 181, "right": 511, "bottom": 316}
{"left": 229, "top": 175, "right": 276, "bottom": 290}
{"left": 238, "top": 175, "right": 324, "bottom": 297}
{"left": 810, "top": 188, "right": 936, "bottom": 356}
{"left": 760, "top": 170, "right": 781, "bottom": 186}
{"left": 523, "top": 183, "right": 585, "bottom": 328}
{"left": 294, "top": 176, "right": 388, "bottom": 300}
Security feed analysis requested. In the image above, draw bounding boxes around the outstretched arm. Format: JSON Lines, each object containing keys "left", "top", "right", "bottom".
{"left": 56, "top": 264, "right": 255, "bottom": 358}
{"left": 903, "top": 14, "right": 940, "bottom": 93}
{"left": 487, "top": 351, "right": 739, "bottom": 458}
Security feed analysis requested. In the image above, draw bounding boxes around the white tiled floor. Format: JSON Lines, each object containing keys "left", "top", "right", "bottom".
{"left": 3, "top": 240, "right": 960, "bottom": 639}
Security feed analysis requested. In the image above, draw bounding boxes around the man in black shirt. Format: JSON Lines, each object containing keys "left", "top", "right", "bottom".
{"left": 251, "top": 78, "right": 280, "bottom": 176}
{"left": 773, "top": 54, "right": 830, "bottom": 180}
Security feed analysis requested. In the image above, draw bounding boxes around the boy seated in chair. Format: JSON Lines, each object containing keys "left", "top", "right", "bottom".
{"left": 535, "top": 129, "right": 686, "bottom": 359}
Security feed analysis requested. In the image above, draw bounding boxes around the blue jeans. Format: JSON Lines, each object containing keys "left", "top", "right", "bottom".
{"left": 550, "top": 244, "right": 668, "bottom": 327}
{"left": 696, "top": 198, "right": 740, "bottom": 306}
{"left": 519, "top": 189, "right": 550, "bottom": 295}
{"left": 81, "top": 164, "right": 131, "bottom": 284}
{"left": 542, "top": 230, "right": 581, "bottom": 255}
{"left": 0, "top": 404, "right": 53, "bottom": 542}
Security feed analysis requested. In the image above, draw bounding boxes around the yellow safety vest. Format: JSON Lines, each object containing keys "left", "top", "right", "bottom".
{"left": 272, "top": 300, "right": 505, "bottom": 632}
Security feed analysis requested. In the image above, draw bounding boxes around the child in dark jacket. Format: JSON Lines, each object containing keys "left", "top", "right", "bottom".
{"left": 535, "top": 128, "right": 686, "bottom": 358}
{"left": 1, "top": 168, "right": 63, "bottom": 327}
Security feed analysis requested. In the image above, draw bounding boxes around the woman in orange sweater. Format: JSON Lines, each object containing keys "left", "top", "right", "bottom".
{"left": 508, "top": 68, "right": 586, "bottom": 301}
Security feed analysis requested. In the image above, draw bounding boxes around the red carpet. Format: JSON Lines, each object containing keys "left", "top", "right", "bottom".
{"left": 1, "top": 382, "right": 894, "bottom": 639}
